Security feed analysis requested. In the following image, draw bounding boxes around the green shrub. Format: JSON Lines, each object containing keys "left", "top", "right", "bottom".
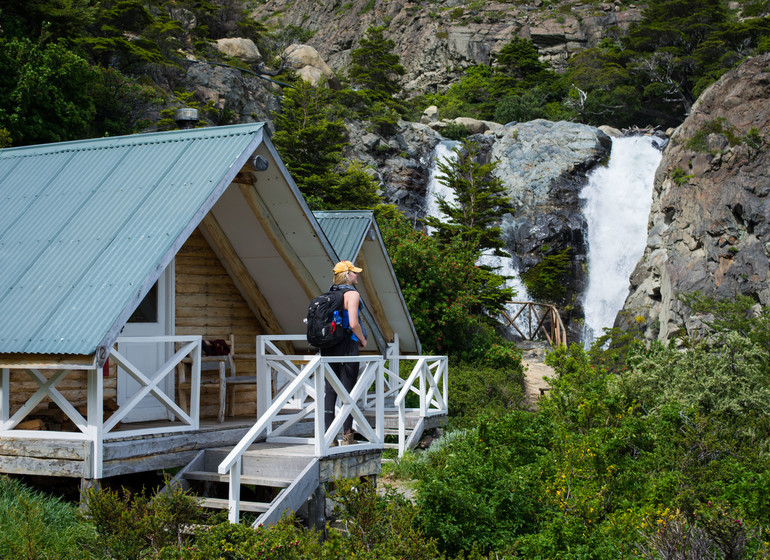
{"left": 79, "top": 480, "right": 211, "bottom": 559}
{"left": 448, "top": 361, "right": 525, "bottom": 428}
{"left": 686, "top": 117, "right": 742, "bottom": 153}
{"left": 329, "top": 478, "right": 441, "bottom": 559}
{"left": 521, "top": 248, "right": 572, "bottom": 303}
{"left": 671, "top": 167, "right": 693, "bottom": 185}
{"left": 441, "top": 122, "right": 470, "bottom": 140}
{"left": 181, "top": 516, "right": 322, "bottom": 559}
{"left": 414, "top": 413, "right": 551, "bottom": 555}
{"left": 0, "top": 476, "right": 95, "bottom": 559}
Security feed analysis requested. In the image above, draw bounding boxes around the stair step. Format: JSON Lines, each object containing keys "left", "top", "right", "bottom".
{"left": 199, "top": 497, "right": 271, "bottom": 513}
{"left": 183, "top": 470, "right": 292, "bottom": 487}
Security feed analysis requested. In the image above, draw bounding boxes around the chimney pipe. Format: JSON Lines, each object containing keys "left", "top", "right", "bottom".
{"left": 174, "top": 108, "right": 199, "bottom": 129}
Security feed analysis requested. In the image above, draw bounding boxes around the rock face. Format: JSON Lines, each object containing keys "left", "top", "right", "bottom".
{"left": 494, "top": 120, "right": 611, "bottom": 330}
{"left": 182, "top": 63, "right": 281, "bottom": 131}
{"left": 344, "top": 120, "right": 444, "bottom": 222}
{"left": 344, "top": 117, "right": 610, "bottom": 335}
{"left": 616, "top": 53, "right": 770, "bottom": 341}
{"left": 251, "top": 0, "right": 641, "bottom": 95}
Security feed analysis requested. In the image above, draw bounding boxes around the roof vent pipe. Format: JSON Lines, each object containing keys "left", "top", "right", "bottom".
{"left": 174, "top": 108, "right": 199, "bottom": 129}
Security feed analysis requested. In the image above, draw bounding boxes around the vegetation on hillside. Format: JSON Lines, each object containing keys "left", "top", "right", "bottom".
{"left": 430, "top": 0, "right": 770, "bottom": 128}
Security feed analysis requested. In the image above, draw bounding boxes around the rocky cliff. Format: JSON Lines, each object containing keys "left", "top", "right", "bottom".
{"left": 342, "top": 115, "right": 610, "bottom": 334}
{"left": 251, "top": 0, "right": 641, "bottom": 95}
{"left": 616, "top": 53, "right": 770, "bottom": 341}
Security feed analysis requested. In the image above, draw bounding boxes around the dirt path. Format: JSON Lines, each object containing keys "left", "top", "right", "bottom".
{"left": 523, "top": 359, "right": 554, "bottom": 409}
{"left": 519, "top": 342, "right": 555, "bottom": 410}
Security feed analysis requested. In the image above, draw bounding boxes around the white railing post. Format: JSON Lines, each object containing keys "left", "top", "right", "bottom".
{"left": 314, "top": 361, "right": 325, "bottom": 456}
{"left": 419, "top": 361, "right": 427, "bottom": 417}
{"left": 228, "top": 458, "right": 241, "bottom": 523}
{"left": 376, "top": 359, "right": 384, "bottom": 441}
{"left": 442, "top": 357, "right": 449, "bottom": 412}
{"left": 0, "top": 368, "right": 8, "bottom": 423}
{"left": 87, "top": 366, "right": 103, "bottom": 478}
{"left": 190, "top": 341, "right": 201, "bottom": 430}
{"left": 256, "top": 336, "right": 270, "bottom": 420}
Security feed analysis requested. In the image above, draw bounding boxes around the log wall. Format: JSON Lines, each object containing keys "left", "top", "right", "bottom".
{"left": 175, "top": 228, "right": 262, "bottom": 418}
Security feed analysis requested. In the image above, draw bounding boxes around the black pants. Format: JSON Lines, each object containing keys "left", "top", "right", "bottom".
{"left": 321, "top": 337, "right": 359, "bottom": 434}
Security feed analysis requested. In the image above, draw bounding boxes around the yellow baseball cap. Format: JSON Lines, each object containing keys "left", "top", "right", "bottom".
{"left": 333, "top": 260, "right": 363, "bottom": 274}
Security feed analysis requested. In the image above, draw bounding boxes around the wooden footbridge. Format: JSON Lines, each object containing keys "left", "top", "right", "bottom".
{"left": 500, "top": 301, "right": 567, "bottom": 347}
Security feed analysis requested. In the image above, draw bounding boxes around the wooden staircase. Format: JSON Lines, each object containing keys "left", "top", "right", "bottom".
{"left": 369, "top": 408, "right": 446, "bottom": 452}
{"left": 172, "top": 442, "right": 320, "bottom": 527}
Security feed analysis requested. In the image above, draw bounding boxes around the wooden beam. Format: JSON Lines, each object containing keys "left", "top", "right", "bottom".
{"left": 356, "top": 251, "right": 394, "bottom": 343}
{"left": 200, "top": 214, "right": 283, "bottom": 336}
{"left": 237, "top": 182, "right": 318, "bottom": 301}
{"left": 0, "top": 354, "right": 95, "bottom": 370}
{"left": 0, "top": 455, "right": 87, "bottom": 477}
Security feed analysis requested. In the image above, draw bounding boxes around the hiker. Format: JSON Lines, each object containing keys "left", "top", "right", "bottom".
{"left": 322, "top": 260, "right": 367, "bottom": 445}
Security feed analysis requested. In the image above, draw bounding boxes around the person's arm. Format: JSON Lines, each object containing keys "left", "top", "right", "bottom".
{"left": 345, "top": 291, "right": 367, "bottom": 348}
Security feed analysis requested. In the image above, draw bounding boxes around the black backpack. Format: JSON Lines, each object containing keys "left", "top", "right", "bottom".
{"left": 306, "top": 289, "right": 347, "bottom": 348}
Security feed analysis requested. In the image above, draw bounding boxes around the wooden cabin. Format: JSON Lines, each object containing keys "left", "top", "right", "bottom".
{"left": 0, "top": 124, "right": 447, "bottom": 524}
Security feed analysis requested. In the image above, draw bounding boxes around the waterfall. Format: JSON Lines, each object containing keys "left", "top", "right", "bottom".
{"left": 425, "top": 140, "right": 459, "bottom": 228}
{"left": 580, "top": 136, "right": 663, "bottom": 344}
{"left": 425, "top": 140, "right": 531, "bottom": 328}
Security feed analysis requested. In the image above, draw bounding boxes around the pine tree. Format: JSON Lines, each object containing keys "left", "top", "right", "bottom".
{"left": 271, "top": 79, "right": 348, "bottom": 202}
{"left": 348, "top": 25, "right": 405, "bottom": 97}
{"left": 272, "top": 79, "right": 380, "bottom": 210}
{"left": 424, "top": 140, "right": 511, "bottom": 257}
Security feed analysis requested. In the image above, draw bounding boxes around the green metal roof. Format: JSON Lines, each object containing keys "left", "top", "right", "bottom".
{"left": 313, "top": 211, "right": 373, "bottom": 263}
{"left": 0, "top": 123, "right": 265, "bottom": 357}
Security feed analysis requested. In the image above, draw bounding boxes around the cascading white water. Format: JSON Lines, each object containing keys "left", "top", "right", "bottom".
{"left": 580, "top": 136, "right": 663, "bottom": 343}
{"left": 425, "top": 140, "right": 459, "bottom": 227}
{"left": 425, "top": 139, "right": 531, "bottom": 310}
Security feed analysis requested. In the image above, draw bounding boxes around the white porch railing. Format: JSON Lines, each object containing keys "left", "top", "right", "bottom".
{"left": 255, "top": 335, "right": 449, "bottom": 458}
{"left": 219, "top": 334, "right": 385, "bottom": 523}
{"left": 106, "top": 335, "right": 202, "bottom": 438}
{"left": 383, "top": 352, "right": 449, "bottom": 457}
{"left": 0, "top": 336, "right": 201, "bottom": 478}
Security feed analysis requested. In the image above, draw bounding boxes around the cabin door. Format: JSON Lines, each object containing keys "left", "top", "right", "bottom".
{"left": 117, "top": 264, "right": 175, "bottom": 423}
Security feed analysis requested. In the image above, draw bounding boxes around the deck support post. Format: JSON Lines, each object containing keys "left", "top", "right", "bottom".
{"left": 79, "top": 477, "right": 101, "bottom": 509}
{"left": 306, "top": 483, "right": 326, "bottom": 531}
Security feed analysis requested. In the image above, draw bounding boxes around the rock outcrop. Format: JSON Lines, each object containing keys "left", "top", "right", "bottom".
{"left": 494, "top": 120, "right": 611, "bottom": 329}
{"left": 251, "top": 0, "right": 641, "bottom": 95}
{"left": 182, "top": 62, "right": 281, "bottom": 131}
{"left": 284, "top": 44, "right": 341, "bottom": 88}
{"left": 344, "top": 120, "right": 444, "bottom": 221}
{"left": 616, "top": 53, "right": 770, "bottom": 341}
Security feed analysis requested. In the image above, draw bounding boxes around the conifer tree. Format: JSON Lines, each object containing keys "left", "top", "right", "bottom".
{"left": 424, "top": 140, "right": 511, "bottom": 257}
{"left": 271, "top": 79, "right": 347, "bottom": 201}
{"left": 348, "top": 25, "right": 405, "bottom": 97}
{"left": 423, "top": 140, "right": 515, "bottom": 314}
{"left": 272, "top": 79, "right": 380, "bottom": 210}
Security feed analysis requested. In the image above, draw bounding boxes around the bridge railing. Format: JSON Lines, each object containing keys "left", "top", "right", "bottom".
{"left": 500, "top": 301, "right": 567, "bottom": 347}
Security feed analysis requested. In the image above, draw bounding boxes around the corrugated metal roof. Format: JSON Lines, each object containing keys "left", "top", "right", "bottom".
{"left": 313, "top": 211, "right": 372, "bottom": 263}
{"left": 0, "top": 123, "right": 265, "bottom": 356}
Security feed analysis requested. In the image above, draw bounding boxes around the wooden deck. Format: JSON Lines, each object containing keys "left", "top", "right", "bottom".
{"left": 0, "top": 417, "right": 255, "bottom": 479}
{"left": 0, "top": 415, "right": 393, "bottom": 480}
